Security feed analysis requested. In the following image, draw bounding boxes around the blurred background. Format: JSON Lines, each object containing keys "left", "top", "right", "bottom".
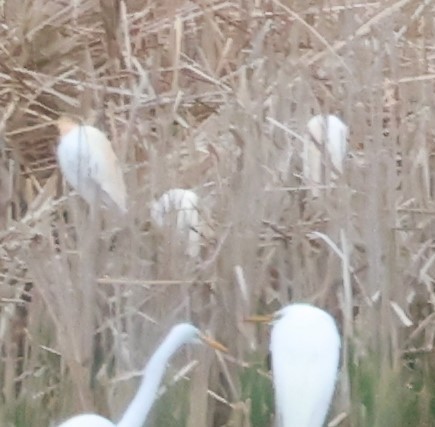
{"left": 0, "top": 0, "right": 433, "bottom": 426}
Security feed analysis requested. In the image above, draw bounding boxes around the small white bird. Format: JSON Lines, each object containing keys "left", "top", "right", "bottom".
{"left": 56, "top": 116, "right": 127, "bottom": 214}
{"left": 248, "top": 303, "right": 341, "bottom": 427}
{"left": 150, "top": 188, "right": 201, "bottom": 258}
{"left": 56, "top": 323, "right": 226, "bottom": 427}
{"left": 303, "top": 114, "right": 348, "bottom": 195}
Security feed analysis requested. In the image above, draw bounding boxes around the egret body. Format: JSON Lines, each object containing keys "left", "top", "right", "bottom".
{"left": 151, "top": 188, "right": 200, "bottom": 257}
{"left": 271, "top": 304, "right": 341, "bottom": 427}
{"left": 303, "top": 114, "right": 348, "bottom": 194}
{"left": 56, "top": 323, "right": 225, "bottom": 427}
{"left": 56, "top": 117, "right": 127, "bottom": 214}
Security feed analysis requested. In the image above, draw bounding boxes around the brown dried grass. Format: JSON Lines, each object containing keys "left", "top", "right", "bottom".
{"left": 0, "top": 0, "right": 434, "bottom": 426}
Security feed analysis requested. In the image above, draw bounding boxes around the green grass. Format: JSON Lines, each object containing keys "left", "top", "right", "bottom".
{"left": 153, "top": 379, "right": 191, "bottom": 427}
{"left": 240, "top": 356, "right": 274, "bottom": 427}
{"left": 348, "top": 347, "right": 435, "bottom": 427}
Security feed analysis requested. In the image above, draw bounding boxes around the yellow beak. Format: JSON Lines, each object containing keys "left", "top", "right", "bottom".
{"left": 244, "top": 314, "right": 275, "bottom": 323}
{"left": 199, "top": 334, "right": 228, "bottom": 353}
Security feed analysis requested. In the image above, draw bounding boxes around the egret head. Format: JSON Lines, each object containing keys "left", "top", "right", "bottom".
{"left": 245, "top": 303, "right": 338, "bottom": 327}
{"left": 171, "top": 323, "right": 227, "bottom": 352}
{"left": 56, "top": 115, "right": 79, "bottom": 137}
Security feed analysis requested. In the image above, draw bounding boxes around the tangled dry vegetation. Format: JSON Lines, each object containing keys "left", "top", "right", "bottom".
{"left": 0, "top": 0, "right": 434, "bottom": 426}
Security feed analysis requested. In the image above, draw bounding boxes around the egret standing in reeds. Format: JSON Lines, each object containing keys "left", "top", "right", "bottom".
{"left": 56, "top": 323, "right": 226, "bottom": 427}
{"left": 303, "top": 114, "right": 348, "bottom": 195}
{"left": 151, "top": 188, "right": 201, "bottom": 257}
{"left": 56, "top": 116, "right": 127, "bottom": 214}
{"left": 248, "top": 303, "right": 341, "bottom": 427}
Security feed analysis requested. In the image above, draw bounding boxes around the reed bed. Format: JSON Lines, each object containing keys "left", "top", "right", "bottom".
{"left": 0, "top": 0, "right": 434, "bottom": 426}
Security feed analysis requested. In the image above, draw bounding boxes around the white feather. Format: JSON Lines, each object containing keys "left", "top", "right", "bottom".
{"left": 303, "top": 115, "right": 348, "bottom": 195}
{"left": 271, "top": 304, "right": 341, "bottom": 427}
{"left": 57, "top": 124, "right": 127, "bottom": 213}
{"left": 56, "top": 324, "right": 206, "bottom": 427}
{"left": 57, "top": 414, "right": 114, "bottom": 427}
{"left": 151, "top": 189, "right": 200, "bottom": 258}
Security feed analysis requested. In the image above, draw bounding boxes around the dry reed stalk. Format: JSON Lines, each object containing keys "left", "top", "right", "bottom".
{"left": 0, "top": 0, "right": 433, "bottom": 426}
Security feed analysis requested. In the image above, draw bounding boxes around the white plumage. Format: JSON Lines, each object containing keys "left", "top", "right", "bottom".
{"left": 56, "top": 117, "right": 127, "bottom": 214}
{"left": 56, "top": 323, "right": 226, "bottom": 427}
{"left": 57, "top": 414, "right": 114, "bottom": 427}
{"left": 271, "top": 304, "right": 341, "bottom": 427}
{"left": 303, "top": 114, "right": 348, "bottom": 194}
{"left": 150, "top": 189, "right": 200, "bottom": 257}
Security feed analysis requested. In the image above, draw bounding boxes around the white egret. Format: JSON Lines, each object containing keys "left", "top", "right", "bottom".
{"left": 56, "top": 323, "right": 226, "bottom": 427}
{"left": 150, "top": 188, "right": 200, "bottom": 257}
{"left": 249, "top": 303, "right": 341, "bottom": 427}
{"left": 303, "top": 114, "right": 348, "bottom": 195}
{"left": 56, "top": 116, "right": 127, "bottom": 214}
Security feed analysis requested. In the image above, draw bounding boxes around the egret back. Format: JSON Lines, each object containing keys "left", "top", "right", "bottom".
{"left": 303, "top": 115, "right": 348, "bottom": 195}
{"left": 322, "top": 115, "right": 348, "bottom": 172}
{"left": 306, "top": 115, "right": 348, "bottom": 172}
{"left": 57, "top": 125, "right": 127, "bottom": 213}
{"left": 151, "top": 189, "right": 200, "bottom": 257}
{"left": 271, "top": 304, "right": 341, "bottom": 427}
{"left": 57, "top": 413, "right": 115, "bottom": 427}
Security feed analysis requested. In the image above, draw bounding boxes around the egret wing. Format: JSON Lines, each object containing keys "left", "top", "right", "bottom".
{"left": 82, "top": 126, "right": 127, "bottom": 212}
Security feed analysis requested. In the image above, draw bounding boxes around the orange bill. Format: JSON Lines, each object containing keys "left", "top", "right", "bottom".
{"left": 244, "top": 314, "right": 274, "bottom": 323}
{"left": 200, "top": 334, "right": 228, "bottom": 353}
